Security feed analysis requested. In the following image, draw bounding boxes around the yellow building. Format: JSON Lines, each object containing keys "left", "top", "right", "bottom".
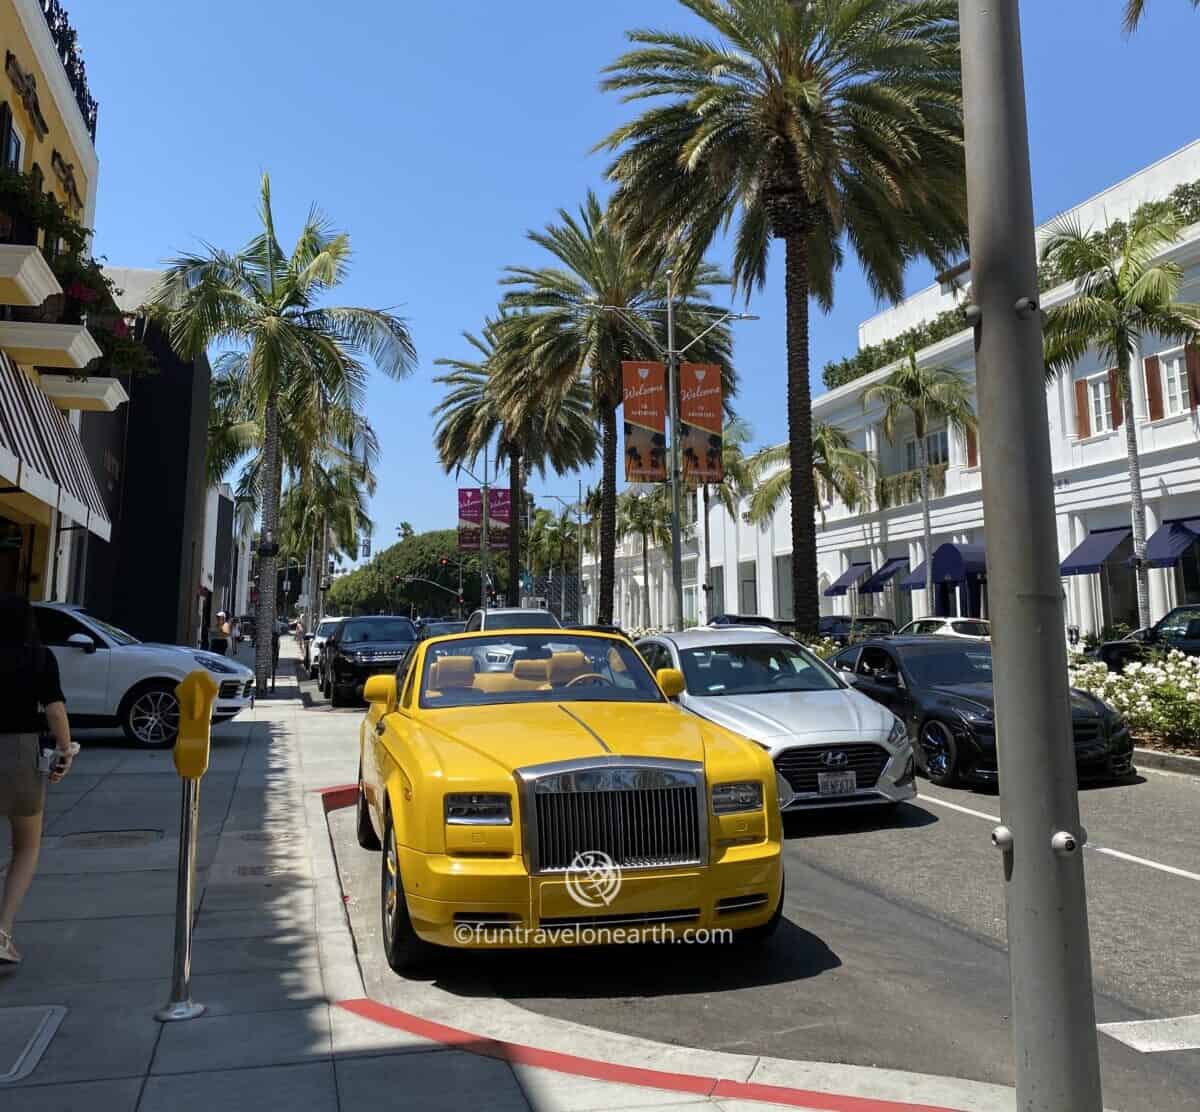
{"left": 0, "top": 0, "right": 124, "bottom": 599}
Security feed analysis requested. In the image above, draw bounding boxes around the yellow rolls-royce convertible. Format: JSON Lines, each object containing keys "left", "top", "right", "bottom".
{"left": 355, "top": 628, "right": 786, "bottom": 971}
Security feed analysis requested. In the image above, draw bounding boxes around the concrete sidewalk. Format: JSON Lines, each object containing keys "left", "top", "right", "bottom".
{"left": 0, "top": 640, "right": 1004, "bottom": 1111}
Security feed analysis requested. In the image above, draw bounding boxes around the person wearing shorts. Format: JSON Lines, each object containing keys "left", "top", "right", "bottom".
{"left": 0, "top": 593, "right": 77, "bottom": 967}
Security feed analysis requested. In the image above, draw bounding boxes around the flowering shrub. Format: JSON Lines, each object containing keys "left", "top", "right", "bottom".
{"left": 797, "top": 636, "right": 841, "bottom": 660}
{"left": 1069, "top": 650, "right": 1200, "bottom": 748}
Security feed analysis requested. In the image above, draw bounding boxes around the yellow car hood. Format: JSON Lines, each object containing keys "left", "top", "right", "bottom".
{"left": 424, "top": 700, "right": 731, "bottom": 773}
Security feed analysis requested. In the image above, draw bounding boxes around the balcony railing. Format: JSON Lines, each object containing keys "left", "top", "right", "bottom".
{"left": 875, "top": 461, "right": 949, "bottom": 509}
{"left": 38, "top": 1, "right": 98, "bottom": 141}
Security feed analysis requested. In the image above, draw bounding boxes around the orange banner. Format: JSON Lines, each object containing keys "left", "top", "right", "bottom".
{"left": 622, "top": 361, "right": 667, "bottom": 482}
{"left": 679, "top": 363, "right": 723, "bottom": 485}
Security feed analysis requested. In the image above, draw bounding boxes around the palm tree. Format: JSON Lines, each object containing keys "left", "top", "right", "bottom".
{"left": 746, "top": 421, "right": 874, "bottom": 527}
{"left": 618, "top": 486, "right": 672, "bottom": 627}
{"left": 497, "top": 191, "right": 735, "bottom": 627}
{"left": 598, "top": 0, "right": 967, "bottom": 635}
{"left": 434, "top": 314, "right": 595, "bottom": 606}
{"left": 205, "top": 364, "right": 260, "bottom": 486}
{"left": 1123, "top": 0, "right": 1198, "bottom": 32}
{"left": 862, "top": 353, "right": 976, "bottom": 602}
{"left": 153, "top": 175, "right": 416, "bottom": 687}
{"left": 528, "top": 508, "right": 580, "bottom": 619}
{"left": 1041, "top": 208, "right": 1200, "bottom": 628}
{"left": 698, "top": 417, "right": 753, "bottom": 619}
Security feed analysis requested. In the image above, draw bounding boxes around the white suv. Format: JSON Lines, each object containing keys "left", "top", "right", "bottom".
{"left": 307, "top": 616, "right": 345, "bottom": 678}
{"left": 463, "top": 607, "right": 561, "bottom": 631}
{"left": 33, "top": 603, "right": 255, "bottom": 748}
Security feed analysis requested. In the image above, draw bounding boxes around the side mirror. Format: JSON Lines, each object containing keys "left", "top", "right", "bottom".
{"left": 363, "top": 675, "right": 397, "bottom": 709}
{"left": 303, "top": 632, "right": 314, "bottom": 642}
{"left": 656, "top": 667, "right": 685, "bottom": 699}
{"left": 67, "top": 632, "right": 96, "bottom": 654}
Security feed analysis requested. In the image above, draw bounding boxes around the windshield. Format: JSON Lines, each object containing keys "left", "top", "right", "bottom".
{"left": 420, "top": 634, "right": 663, "bottom": 708}
{"left": 679, "top": 641, "right": 842, "bottom": 696}
{"left": 852, "top": 619, "right": 894, "bottom": 634}
{"left": 340, "top": 618, "right": 416, "bottom": 644}
{"left": 486, "top": 611, "right": 560, "bottom": 630}
{"left": 425, "top": 622, "right": 466, "bottom": 637}
{"left": 316, "top": 621, "right": 338, "bottom": 637}
{"left": 86, "top": 615, "right": 139, "bottom": 646}
{"left": 1159, "top": 607, "right": 1200, "bottom": 637}
{"left": 901, "top": 644, "right": 994, "bottom": 687}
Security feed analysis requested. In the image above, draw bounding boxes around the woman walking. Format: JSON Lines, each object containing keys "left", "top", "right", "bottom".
{"left": 0, "top": 593, "right": 77, "bottom": 967}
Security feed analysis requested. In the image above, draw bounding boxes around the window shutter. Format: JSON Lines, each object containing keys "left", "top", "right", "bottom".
{"left": 1187, "top": 344, "right": 1200, "bottom": 412}
{"left": 0, "top": 102, "right": 11, "bottom": 169}
{"left": 1108, "top": 369, "right": 1123, "bottom": 428}
{"left": 965, "top": 426, "right": 978, "bottom": 468}
{"left": 1074, "top": 379, "right": 1090, "bottom": 439}
{"left": 1143, "top": 355, "right": 1163, "bottom": 421}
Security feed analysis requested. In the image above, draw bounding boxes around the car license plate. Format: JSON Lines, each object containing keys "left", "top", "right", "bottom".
{"left": 817, "top": 771, "right": 857, "bottom": 796}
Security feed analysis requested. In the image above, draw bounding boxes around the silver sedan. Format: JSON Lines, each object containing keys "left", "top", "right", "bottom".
{"left": 636, "top": 627, "right": 916, "bottom": 811}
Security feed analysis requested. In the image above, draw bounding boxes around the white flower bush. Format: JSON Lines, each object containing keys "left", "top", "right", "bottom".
{"left": 1069, "top": 650, "right": 1200, "bottom": 747}
{"left": 797, "top": 636, "right": 841, "bottom": 660}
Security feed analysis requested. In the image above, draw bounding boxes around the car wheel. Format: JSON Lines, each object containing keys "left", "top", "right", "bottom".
{"left": 120, "top": 682, "right": 181, "bottom": 749}
{"left": 381, "top": 811, "right": 435, "bottom": 973}
{"left": 331, "top": 683, "right": 349, "bottom": 708}
{"left": 356, "top": 765, "right": 381, "bottom": 851}
{"left": 735, "top": 874, "right": 785, "bottom": 947}
{"left": 920, "top": 720, "right": 960, "bottom": 787}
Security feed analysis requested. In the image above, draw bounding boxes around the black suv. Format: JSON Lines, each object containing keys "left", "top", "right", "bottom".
{"left": 1092, "top": 605, "right": 1200, "bottom": 672}
{"left": 321, "top": 615, "right": 417, "bottom": 706}
{"left": 818, "top": 615, "right": 896, "bottom": 646}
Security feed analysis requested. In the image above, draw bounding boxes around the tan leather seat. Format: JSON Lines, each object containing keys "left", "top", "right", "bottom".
{"left": 548, "top": 650, "right": 589, "bottom": 686}
{"left": 434, "top": 655, "right": 476, "bottom": 690}
{"left": 512, "top": 659, "right": 550, "bottom": 685}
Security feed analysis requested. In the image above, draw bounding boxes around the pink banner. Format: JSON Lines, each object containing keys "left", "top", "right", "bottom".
{"left": 458, "top": 488, "right": 510, "bottom": 551}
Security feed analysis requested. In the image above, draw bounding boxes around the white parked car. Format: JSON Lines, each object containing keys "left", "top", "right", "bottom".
{"left": 464, "top": 607, "right": 561, "bottom": 631}
{"left": 308, "top": 616, "right": 345, "bottom": 678}
{"left": 33, "top": 603, "right": 255, "bottom": 748}
{"left": 895, "top": 617, "right": 991, "bottom": 641}
{"left": 636, "top": 627, "right": 916, "bottom": 811}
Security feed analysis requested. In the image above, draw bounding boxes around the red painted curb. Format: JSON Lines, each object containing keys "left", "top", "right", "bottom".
{"left": 336, "top": 999, "right": 965, "bottom": 1112}
{"left": 317, "top": 784, "right": 358, "bottom": 813}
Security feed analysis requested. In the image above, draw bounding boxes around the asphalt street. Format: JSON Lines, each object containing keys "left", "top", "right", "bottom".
{"left": 306, "top": 667, "right": 1200, "bottom": 1111}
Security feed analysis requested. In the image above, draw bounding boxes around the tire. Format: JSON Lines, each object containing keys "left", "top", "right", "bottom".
{"left": 322, "top": 674, "right": 332, "bottom": 700}
{"left": 356, "top": 765, "right": 381, "bottom": 851}
{"left": 380, "top": 811, "right": 436, "bottom": 974}
{"left": 919, "top": 719, "right": 960, "bottom": 787}
{"left": 331, "top": 683, "right": 350, "bottom": 708}
{"left": 735, "top": 874, "right": 785, "bottom": 947}
{"left": 120, "top": 681, "right": 181, "bottom": 749}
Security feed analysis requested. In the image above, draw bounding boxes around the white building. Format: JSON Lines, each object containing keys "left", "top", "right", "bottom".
{"left": 584, "top": 140, "right": 1200, "bottom": 635}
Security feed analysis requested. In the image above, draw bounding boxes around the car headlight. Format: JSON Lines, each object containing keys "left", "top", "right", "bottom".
{"left": 444, "top": 793, "right": 512, "bottom": 825}
{"left": 775, "top": 772, "right": 796, "bottom": 810}
{"left": 711, "top": 781, "right": 763, "bottom": 814}
{"left": 960, "top": 706, "right": 993, "bottom": 727}
{"left": 887, "top": 717, "right": 909, "bottom": 747}
{"left": 194, "top": 653, "right": 237, "bottom": 674}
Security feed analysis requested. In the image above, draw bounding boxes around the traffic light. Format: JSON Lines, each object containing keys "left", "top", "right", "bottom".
{"left": 457, "top": 594, "right": 464, "bottom": 606}
{"left": 439, "top": 557, "right": 448, "bottom": 568}
{"left": 393, "top": 575, "right": 402, "bottom": 586}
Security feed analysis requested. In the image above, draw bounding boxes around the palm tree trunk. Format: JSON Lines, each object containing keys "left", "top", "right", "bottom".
{"left": 508, "top": 446, "right": 522, "bottom": 607}
{"left": 919, "top": 434, "right": 934, "bottom": 610}
{"left": 255, "top": 396, "right": 281, "bottom": 690}
{"left": 641, "top": 531, "right": 652, "bottom": 628}
{"left": 702, "top": 485, "right": 712, "bottom": 622}
{"left": 785, "top": 234, "right": 818, "bottom": 635}
{"left": 598, "top": 404, "right": 617, "bottom": 625}
{"left": 1120, "top": 359, "right": 1151, "bottom": 627}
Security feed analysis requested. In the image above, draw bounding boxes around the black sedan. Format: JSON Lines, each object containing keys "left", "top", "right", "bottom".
{"left": 818, "top": 615, "right": 896, "bottom": 646}
{"left": 322, "top": 616, "right": 417, "bottom": 706}
{"left": 829, "top": 636, "right": 1133, "bottom": 787}
{"left": 1090, "top": 605, "right": 1200, "bottom": 672}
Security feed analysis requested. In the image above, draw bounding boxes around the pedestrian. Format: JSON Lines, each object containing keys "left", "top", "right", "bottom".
{"left": 0, "top": 593, "right": 78, "bottom": 967}
{"left": 210, "top": 610, "right": 229, "bottom": 656}
{"left": 230, "top": 617, "right": 242, "bottom": 658}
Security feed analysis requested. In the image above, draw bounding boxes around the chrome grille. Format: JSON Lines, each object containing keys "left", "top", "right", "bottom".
{"left": 774, "top": 744, "right": 890, "bottom": 794}
{"left": 219, "top": 680, "right": 241, "bottom": 700}
{"left": 516, "top": 757, "right": 706, "bottom": 874}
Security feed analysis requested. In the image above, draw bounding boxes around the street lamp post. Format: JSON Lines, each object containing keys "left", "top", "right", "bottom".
{"left": 958, "top": 3, "right": 1103, "bottom": 1108}
{"left": 590, "top": 297, "right": 757, "bottom": 631}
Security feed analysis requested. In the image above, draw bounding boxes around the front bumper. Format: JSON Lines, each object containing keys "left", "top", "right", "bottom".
{"left": 398, "top": 842, "right": 782, "bottom": 949}
{"left": 333, "top": 656, "right": 408, "bottom": 694}
{"left": 952, "top": 722, "right": 1134, "bottom": 784}
{"left": 214, "top": 677, "right": 255, "bottom": 721}
{"left": 774, "top": 741, "right": 916, "bottom": 811}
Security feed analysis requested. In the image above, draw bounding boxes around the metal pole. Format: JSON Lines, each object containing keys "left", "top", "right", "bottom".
{"left": 481, "top": 442, "right": 489, "bottom": 616}
{"left": 156, "top": 778, "right": 204, "bottom": 1021}
{"left": 958, "top": 3, "right": 1103, "bottom": 1109}
{"left": 577, "top": 478, "right": 584, "bottom": 623}
{"left": 666, "top": 270, "right": 684, "bottom": 631}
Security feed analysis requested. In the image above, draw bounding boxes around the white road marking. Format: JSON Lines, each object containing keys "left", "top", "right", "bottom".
{"left": 917, "top": 794, "right": 1000, "bottom": 824}
{"left": 917, "top": 793, "right": 1200, "bottom": 883}
{"left": 1098, "top": 1014, "right": 1200, "bottom": 1053}
{"left": 1084, "top": 845, "right": 1200, "bottom": 883}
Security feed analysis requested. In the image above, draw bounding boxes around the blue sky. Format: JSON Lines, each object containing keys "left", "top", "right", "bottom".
{"left": 74, "top": 1, "right": 1200, "bottom": 557}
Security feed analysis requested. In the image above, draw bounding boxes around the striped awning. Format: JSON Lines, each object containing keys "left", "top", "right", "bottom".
{"left": 0, "top": 353, "right": 111, "bottom": 541}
